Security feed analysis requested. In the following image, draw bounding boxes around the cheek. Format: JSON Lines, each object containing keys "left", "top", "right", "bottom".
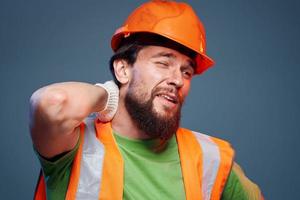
{"left": 144, "top": 63, "right": 166, "bottom": 83}
{"left": 128, "top": 74, "right": 154, "bottom": 99}
{"left": 181, "top": 81, "right": 191, "bottom": 99}
{"left": 135, "top": 65, "right": 164, "bottom": 88}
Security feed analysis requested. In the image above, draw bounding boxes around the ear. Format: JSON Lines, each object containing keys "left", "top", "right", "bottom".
{"left": 113, "top": 59, "right": 131, "bottom": 85}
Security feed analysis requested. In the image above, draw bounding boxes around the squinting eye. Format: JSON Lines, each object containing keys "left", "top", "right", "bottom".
{"left": 183, "top": 70, "right": 193, "bottom": 79}
{"left": 155, "top": 61, "right": 169, "bottom": 67}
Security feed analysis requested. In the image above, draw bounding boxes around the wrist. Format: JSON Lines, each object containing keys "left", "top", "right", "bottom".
{"left": 94, "top": 81, "right": 119, "bottom": 122}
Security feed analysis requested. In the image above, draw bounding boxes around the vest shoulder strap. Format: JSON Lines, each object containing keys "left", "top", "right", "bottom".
{"left": 177, "top": 128, "right": 234, "bottom": 200}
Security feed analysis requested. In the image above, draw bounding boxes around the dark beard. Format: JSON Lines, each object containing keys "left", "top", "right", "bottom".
{"left": 124, "top": 86, "right": 182, "bottom": 142}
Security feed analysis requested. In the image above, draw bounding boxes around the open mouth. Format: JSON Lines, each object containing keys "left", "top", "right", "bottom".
{"left": 156, "top": 93, "right": 179, "bottom": 104}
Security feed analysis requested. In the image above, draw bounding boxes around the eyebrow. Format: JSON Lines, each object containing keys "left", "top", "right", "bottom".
{"left": 151, "top": 52, "right": 176, "bottom": 59}
{"left": 151, "top": 52, "right": 196, "bottom": 68}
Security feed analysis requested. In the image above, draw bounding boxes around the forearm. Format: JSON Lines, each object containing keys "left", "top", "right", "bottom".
{"left": 29, "top": 82, "right": 108, "bottom": 158}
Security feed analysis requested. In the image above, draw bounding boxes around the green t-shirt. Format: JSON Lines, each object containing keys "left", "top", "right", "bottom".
{"left": 36, "top": 132, "right": 262, "bottom": 200}
{"left": 114, "top": 132, "right": 186, "bottom": 200}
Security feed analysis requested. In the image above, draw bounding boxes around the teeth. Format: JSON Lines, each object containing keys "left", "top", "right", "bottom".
{"left": 163, "top": 95, "right": 172, "bottom": 101}
{"left": 160, "top": 94, "right": 176, "bottom": 103}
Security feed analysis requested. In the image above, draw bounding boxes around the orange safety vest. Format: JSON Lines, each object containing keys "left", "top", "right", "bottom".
{"left": 34, "top": 117, "right": 234, "bottom": 200}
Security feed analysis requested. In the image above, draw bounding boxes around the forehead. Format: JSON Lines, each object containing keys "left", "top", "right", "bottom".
{"left": 137, "top": 45, "right": 195, "bottom": 66}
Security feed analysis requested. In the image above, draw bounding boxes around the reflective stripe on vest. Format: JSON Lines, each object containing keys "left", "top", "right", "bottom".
{"left": 75, "top": 117, "right": 105, "bottom": 199}
{"left": 192, "top": 131, "right": 221, "bottom": 200}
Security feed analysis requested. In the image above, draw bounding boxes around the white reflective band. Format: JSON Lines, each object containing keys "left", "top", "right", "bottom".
{"left": 192, "top": 131, "right": 221, "bottom": 200}
{"left": 76, "top": 117, "right": 105, "bottom": 200}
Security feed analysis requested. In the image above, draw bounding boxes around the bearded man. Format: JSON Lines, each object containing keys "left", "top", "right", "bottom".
{"left": 30, "top": 1, "right": 263, "bottom": 199}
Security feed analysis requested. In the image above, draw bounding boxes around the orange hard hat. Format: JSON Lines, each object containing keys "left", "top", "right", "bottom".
{"left": 111, "top": 0, "right": 215, "bottom": 75}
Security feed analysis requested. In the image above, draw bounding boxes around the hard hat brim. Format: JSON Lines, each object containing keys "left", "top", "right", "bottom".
{"left": 111, "top": 31, "right": 215, "bottom": 75}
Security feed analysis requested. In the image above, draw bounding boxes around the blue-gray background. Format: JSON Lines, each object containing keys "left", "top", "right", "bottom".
{"left": 1, "top": 0, "right": 299, "bottom": 199}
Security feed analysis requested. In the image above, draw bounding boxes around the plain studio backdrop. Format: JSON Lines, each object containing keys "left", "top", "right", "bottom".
{"left": 0, "top": 0, "right": 299, "bottom": 199}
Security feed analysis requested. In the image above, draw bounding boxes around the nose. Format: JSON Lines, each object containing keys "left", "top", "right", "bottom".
{"left": 167, "top": 69, "right": 184, "bottom": 88}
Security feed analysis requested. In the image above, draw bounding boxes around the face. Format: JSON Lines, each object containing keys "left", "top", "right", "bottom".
{"left": 124, "top": 45, "right": 195, "bottom": 140}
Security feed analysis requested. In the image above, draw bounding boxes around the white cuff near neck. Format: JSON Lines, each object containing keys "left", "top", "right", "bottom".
{"left": 95, "top": 80, "right": 119, "bottom": 122}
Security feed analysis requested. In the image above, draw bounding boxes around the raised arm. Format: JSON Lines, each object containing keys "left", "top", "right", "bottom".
{"left": 29, "top": 82, "right": 108, "bottom": 158}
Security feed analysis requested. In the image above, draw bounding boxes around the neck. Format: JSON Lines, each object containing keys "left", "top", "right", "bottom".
{"left": 111, "top": 99, "right": 149, "bottom": 139}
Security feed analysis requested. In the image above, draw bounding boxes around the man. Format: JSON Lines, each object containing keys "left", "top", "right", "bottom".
{"left": 30, "top": 1, "right": 263, "bottom": 199}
